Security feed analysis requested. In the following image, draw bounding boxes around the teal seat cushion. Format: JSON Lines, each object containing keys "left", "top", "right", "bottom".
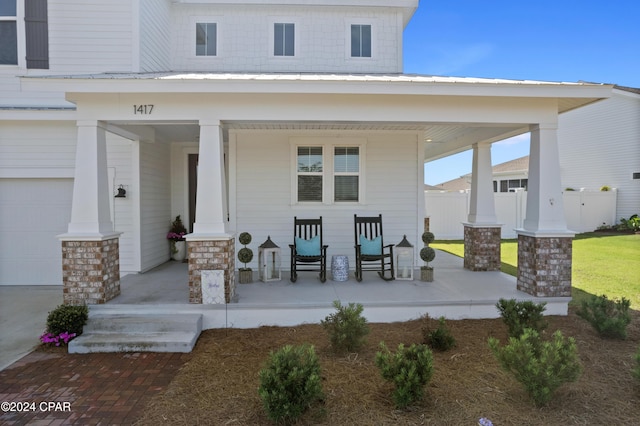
{"left": 360, "top": 235, "right": 382, "bottom": 256}
{"left": 295, "top": 235, "right": 321, "bottom": 256}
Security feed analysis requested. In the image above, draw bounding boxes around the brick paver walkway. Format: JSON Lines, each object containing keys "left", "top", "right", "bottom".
{"left": 0, "top": 350, "right": 191, "bottom": 425}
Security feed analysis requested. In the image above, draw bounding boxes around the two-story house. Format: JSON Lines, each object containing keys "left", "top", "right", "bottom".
{"left": 0, "top": 0, "right": 612, "bottom": 307}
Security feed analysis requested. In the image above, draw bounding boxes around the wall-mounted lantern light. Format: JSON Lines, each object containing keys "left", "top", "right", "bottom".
{"left": 114, "top": 185, "right": 127, "bottom": 198}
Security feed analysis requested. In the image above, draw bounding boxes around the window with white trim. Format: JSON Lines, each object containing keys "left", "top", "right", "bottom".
{"left": 1, "top": 0, "right": 48, "bottom": 68}
{"left": 196, "top": 22, "right": 217, "bottom": 56}
{"left": 334, "top": 147, "right": 359, "bottom": 202}
{"left": 293, "top": 141, "right": 364, "bottom": 204}
{"left": 274, "top": 23, "right": 294, "bottom": 56}
{"left": 0, "top": 0, "right": 17, "bottom": 65}
{"left": 297, "top": 146, "right": 323, "bottom": 202}
{"left": 350, "top": 24, "right": 371, "bottom": 58}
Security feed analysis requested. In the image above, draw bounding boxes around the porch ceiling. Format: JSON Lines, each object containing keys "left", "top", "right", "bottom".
{"left": 111, "top": 120, "right": 528, "bottom": 162}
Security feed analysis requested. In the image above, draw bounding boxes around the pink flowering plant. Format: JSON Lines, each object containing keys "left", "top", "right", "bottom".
{"left": 40, "top": 304, "right": 88, "bottom": 347}
{"left": 167, "top": 215, "right": 187, "bottom": 241}
{"left": 40, "top": 331, "right": 77, "bottom": 347}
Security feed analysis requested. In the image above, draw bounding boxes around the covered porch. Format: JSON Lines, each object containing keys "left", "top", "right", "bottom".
{"left": 24, "top": 73, "right": 611, "bottom": 310}
{"left": 97, "top": 250, "right": 569, "bottom": 329}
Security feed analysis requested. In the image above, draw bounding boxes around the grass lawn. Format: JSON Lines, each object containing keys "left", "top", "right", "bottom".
{"left": 432, "top": 232, "right": 640, "bottom": 308}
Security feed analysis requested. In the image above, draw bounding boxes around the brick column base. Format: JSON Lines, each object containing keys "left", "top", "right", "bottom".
{"left": 61, "top": 238, "right": 121, "bottom": 305}
{"left": 188, "top": 237, "right": 236, "bottom": 304}
{"left": 517, "top": 234, "right": 572, "bottom": 297}
{"left": 463, "top": 224, "right": 501, "bottom": 271}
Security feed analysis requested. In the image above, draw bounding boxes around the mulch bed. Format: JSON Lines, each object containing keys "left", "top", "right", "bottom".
{"left": 134, "top": 308, "right": 640, "bottom": 425}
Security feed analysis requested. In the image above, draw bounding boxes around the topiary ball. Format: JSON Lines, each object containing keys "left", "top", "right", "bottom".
{"left": 422, "top": 231, "right": 435, "bottom": 245}
{"left": 238, "top": 247, "right": 253, "bottom": 264}
{"left": 420, "top": 246, "right": 436, "bottom": 263}
{"left": 239, "top": 232, "right": 252, "bottom": 246}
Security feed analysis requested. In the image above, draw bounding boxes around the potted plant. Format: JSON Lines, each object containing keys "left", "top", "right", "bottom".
{"left": 420, "top": 231, "right": 436, "bottom": 282}
{"left": 167, "top": 215, "right": 187, "bottom": 261}
{"left": 238, "top": 232, "right": 254, "bottom": 284}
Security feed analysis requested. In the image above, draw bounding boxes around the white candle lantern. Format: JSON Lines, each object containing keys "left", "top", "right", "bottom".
{"left": 259, "top": 236, "right": 281, "bottom": 282}
{"left": 395, "top": 235, "right": 414, "bottom": 280}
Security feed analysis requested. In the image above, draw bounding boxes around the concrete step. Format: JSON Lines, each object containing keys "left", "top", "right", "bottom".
{"left": 68, "top": 313, "right": 202, "bottom": 354}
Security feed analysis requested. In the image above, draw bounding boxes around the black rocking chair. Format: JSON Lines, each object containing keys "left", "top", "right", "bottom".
{"left": 289, "top": 216, "right": 328, "bottom": 282}
{"left": 354, "top": 214, "right": 394, "bottom": 281}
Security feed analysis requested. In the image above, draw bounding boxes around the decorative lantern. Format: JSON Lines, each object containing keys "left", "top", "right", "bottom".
{"left": 259, "top": 236, "right": 281, "bottom": 282}
{"left": 395, "top": 235, "right": 414, "bottom": 280}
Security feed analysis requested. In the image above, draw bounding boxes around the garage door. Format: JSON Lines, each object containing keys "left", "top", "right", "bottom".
{"left": 0, "top": 179, "right": 73, "bottom": 285}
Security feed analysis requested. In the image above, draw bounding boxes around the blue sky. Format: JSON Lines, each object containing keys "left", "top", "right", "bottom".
{"left": 403, "top": 1, "right": 640, "bottom": 185}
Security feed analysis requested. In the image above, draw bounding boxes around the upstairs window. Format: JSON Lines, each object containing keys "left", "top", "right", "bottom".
{"left": 274, "top": 23, "right": 294, "bottom": 56}
{"left": 351, "top": 24, "right": 371, "bottom": 58}
{"left": 297, "top": 147, "right": 323, "bottom": 202}
{"left": 0, "top": 0, "right": 48, "bottom": 68}
{"left": 196, "top": 22, "right": 217, "bottom": 56}
{"left": 0, "top": 0, "right": 18, "bottom": 65}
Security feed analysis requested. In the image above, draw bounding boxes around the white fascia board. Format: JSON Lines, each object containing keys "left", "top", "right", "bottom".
{"left": 23, "top": 75, "right": 614, "bottom": 102}
{"left": 175, "top": 0, "right": 418, "bottom": 7}
{"left": 0, "top": 107, "right": 76, "bottom": 120}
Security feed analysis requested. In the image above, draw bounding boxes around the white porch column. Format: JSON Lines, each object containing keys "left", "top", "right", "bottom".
{"left": 468, "top": 143, "right": 497, "bottom": 224}
{"left": 516, "top": 123, "right": 573, "bottom": 299}
{"left": 463, "top": 143, "right": 501, "bottom": 271}
{"left": 522, "top": 123, "right": 568, "bottom": 232}
{"left": 66, "top": 121, "right": 117, "bottom": 236}
{"left": 192, "top": 121, "right": 227, "bottom": 235}
{"left": 59, "top": 120, "right": 121, "bottom": 305}
{"left": 187, "top": 120, "right": 235, "bottom": 304}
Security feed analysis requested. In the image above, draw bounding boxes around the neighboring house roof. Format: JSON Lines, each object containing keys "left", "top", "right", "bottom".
{"left": 491, "top": 155, "right": 529, "bottom": 176}
{"left": 614, "top": 85, "right": 640, "bottom": 95}
{"left": 427, "top": 155, "right": 529, "bottom": 191}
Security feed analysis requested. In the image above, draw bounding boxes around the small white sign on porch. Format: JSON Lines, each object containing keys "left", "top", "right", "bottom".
{"left": 201, "top": 270, "right": 226, "bottom": 304}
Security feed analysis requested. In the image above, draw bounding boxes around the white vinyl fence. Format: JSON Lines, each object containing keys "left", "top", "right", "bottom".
{"left": 425, "top": 189, "right": 617, "bottom": 239}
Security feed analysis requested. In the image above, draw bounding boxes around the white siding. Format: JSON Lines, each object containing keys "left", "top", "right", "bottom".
{"left": 558, "top": 90, "right": 640, "bottom": 220}
{"left": 106, "top": 135, "right": 134, "bottom": 273}
{"left": 233, "top": 131, "right": 419, "bottom": 271}
{"left": 170, "top": 4, "right": 402, "bottom": 73}
{"left": 0, "top": 121, "right": 76, "bottom": 170}
{"left": 139, "top": 141, "right": 171, "bottom": 271}
{"left": 48, "top": 0, "right": 133, "bottom": 73}
{"left": 139, "top": 0, "right": 172, "bottom": 72}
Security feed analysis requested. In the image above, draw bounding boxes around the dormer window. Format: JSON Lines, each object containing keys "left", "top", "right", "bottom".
{"left": 351, "top": 24, "right": 371, "bottom": 58}
{"left": 196, "top": 22, "right": 217, "bottom": 56}
{"left": 274, "top": 23, "right": 295, "bottom": 56}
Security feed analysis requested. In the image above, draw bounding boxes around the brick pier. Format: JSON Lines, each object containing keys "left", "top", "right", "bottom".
{"left": 517, "top": 234, "right": 573, "bottom": 297}
{"left": 61, "top": 238, "right": 121, "bottom": 305}
{"left": 463, "top": 224, "right": 502, "bottom": 271}
{"left": 188, "top": 238, "right": 236, "bottom": 303}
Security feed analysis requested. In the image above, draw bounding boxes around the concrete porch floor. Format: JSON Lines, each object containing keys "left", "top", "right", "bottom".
{"left": 97, "top": 250, "right": 570, "bottom": 330}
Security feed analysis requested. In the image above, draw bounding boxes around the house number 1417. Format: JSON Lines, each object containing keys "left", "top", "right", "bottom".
{"left": 133, "top": 104, "right": 154, "bottom": 114}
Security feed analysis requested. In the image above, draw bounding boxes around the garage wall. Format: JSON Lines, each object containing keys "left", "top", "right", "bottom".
{"left": 0, "top": 178, "right": 73, "bottom": 285}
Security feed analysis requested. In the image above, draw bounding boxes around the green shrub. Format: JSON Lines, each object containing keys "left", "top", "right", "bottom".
{"left": 375, "top": 342, "right": 434, "bottom": 408}
{"left": 258, "top": 344, "right": 324, "bottom": 424}
{"left": 633, "top": 346, "right": 640, "bottom": 382}
{"left": 46, "top": 304, "right": 89, "bottom": 336}
{"left": 577, "top": 294, "right": 631, "bottom": 339}
{"left": 321, "top": 300, "right": 369, "bottom": 353}
{"left": 496, "top": 298, "right": 547, "bottom": 338}
{"left": 488, "top": 328, "right": 582, "bottom": 406}
{"left": 422, "top": 316, "right": 456, "bottom": 352}
{"left": 619, "top": 214, "right": 639, "bottom": 232}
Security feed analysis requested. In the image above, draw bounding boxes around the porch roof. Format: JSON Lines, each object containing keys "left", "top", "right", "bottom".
{"left": 23, "top": 72, "right": 612, "bottom": 114}
{"left": 20, "top": 72, "right": 613, "bottom": 162}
